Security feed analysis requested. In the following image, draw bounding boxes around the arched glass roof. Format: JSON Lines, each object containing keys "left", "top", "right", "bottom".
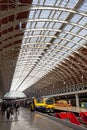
{"left": 10, "top": 0, "right": 87, "bottom": 92}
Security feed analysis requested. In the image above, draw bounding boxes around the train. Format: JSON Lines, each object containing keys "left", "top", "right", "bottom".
{"left": 33, "top": 97, "right": 55, "bottom": 112}
{"left": 55, "top": 100, "right": 71, "bottom": 107}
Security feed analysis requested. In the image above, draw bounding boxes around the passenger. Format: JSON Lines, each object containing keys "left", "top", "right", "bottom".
{"left": 10, "top": 106, "right": 14, "bottom": 119}
{"left": 15, "top": 103, "right": 19, "bottom": 112}
{"left": 30, "top": 102, "right": 34, "bottom": 112}
{"left": 6, "top": 107, "right": 10, "bottom": 119}
{"left": 1, "top": 101, "right": 7, "bottom": 117}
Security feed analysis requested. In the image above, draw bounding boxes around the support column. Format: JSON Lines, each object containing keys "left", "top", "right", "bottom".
{"left": 75, "top": 93, "right": 79, "bottom": 107}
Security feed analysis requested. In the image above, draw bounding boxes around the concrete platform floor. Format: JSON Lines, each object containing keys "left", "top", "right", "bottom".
{"left": 0, "top": 107, "right": 74, "bottom": 130}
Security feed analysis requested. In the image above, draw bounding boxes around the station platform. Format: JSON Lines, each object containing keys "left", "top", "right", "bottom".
{"left": 55, "top": 106, "right": 87, "bottom": 113}
{"left": 0, "top": 107, "right": 74, "bottom": 130}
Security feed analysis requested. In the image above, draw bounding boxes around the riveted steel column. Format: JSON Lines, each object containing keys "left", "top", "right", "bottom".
{"left": 75, "top": 93, "right": 79, "bottom": 107}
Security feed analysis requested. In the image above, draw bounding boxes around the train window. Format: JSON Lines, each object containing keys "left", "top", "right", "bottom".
{"left": 46, "top": 98, "right": 54, "bottom": 104}
{"left": 36, "top": 98, "right": 44, "bottom": 103}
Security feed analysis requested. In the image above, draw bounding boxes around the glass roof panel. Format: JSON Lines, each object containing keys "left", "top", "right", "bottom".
{"left": 33, "top": 31, "right": 41, "bottom": 35}
{"left": 49, "top": 22, "right": 55, "bottom": 28}
{"left": 60, "top": 40, "right": 67, "bottom": 45}
{"left": 78, "top": 17, "right": 87, "bottom": 25}
{"left": 59, "top": 12, "right": 70, "bottom": 20}
{"left": 70, "top": 14, "right": 82, "bottom": 23}
{"left": 63, "top": 24, "right": 73, "bottom": 31}
{"left": 71, "top": 26, "right": 80, "bottom": 33}
{"left": 66, "top": 42, "right": 75, "bottom": 48}
{"left": 72, "top": 37, "right": 80, "bottom": 42}
{"left": 34, "top": 10, "right": 41, "bottom": 18}
{"left": 29, "top": 10, "right": 35, "bottom": 19}
{"left": 72, "top": 44, "right": 79, "bottom": 49}
{"left": 36, "top": 22, "right": 45, "bottom": 28}
{"left": 45, "top": 0, "right": 56, "bottom": 6}
{"left": 53, "top": 23, "right": 62, "bottom": 29}
{"left": 40, "top": 10, "right": 51, "bottom": 19}
{"left": 66, "top": 0, "right": 79, "bottom": 9}
{"left": 79, "top": 0, "right": 87, "bottom": 12}
{"left": 53, "top": 11, "right": 61, "bottom": 19}
{"left": 79, "top": 29, "right": 87, "bottom": 36}
{"left": 30, "top": 38, "right": 38, "bottom": 42}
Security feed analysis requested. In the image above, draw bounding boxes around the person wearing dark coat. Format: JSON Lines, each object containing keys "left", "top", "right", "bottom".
{"left": 1, "top": 101, "right": 7, "bottom": 116}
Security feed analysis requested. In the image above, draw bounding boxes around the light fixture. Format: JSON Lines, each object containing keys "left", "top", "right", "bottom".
{"left": 81, "top": 75, "right": 84, "bottom": 79}
{"left": 19, "top": 22, "right": 22, "bottom": 30}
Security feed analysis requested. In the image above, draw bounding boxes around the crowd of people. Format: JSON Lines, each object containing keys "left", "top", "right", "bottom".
{"left": 0, "top": 100, "right": 20, "bottom": 119}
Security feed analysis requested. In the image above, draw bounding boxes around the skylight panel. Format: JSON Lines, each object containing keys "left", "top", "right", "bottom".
{"left": 40, "top": 37, "right": 45, "bottom": 42}
{"left": 49, "top": 31, "right": 56, "bottom": 35}
{"left": 36, "top": 22, "right": 45, "bottom": 28}
{"left": 27, "top": 31, "right": 32, "bottom": 36}
{"left": 44, "top": 30, "right": 50, "bottom": 35}
{"left": 53, "top": 39, "right": 61, "bottom": 44}
{"left": 33, "top": 30, "right": 41, "bottom": 35}
{"left": 31, "top": 22, "right": 36, "bottom": 28}
{"left": 53, "top": 11, "right": 61, "bottom": 19}
{"left": 40, "top": 30, "right": 44, "bottom": 35}
{"left": 26, "top": 38, "right": 30, "bottom": 43}
{"left": 64, "top": 24, "right": 73, "bottom": 31}
{"left": 26, "top": 22, "right": 31, "bottom": 29}
{"left": 79, "top": 29, "right": 87, "bottom": 36}
{"left": 59, "top": 12, "right": 70, "bottom": 20}
{"left": 29, "top": 10, "right": 35, "bottom": 19}
{"left": 44, "top": 37, "right": 52, "bottom": 42}
{"left": 24, "top": 32, "right": 28, "bottom": 36}
{"left": 60, "top": 0, "right": 68, "bottom": 8}
{"left": 65, "top": 34, "right": 73, "bottom": 39}
{"left": 65, "top": 50, "right": 72, "bottom": 56}
{"left": 70, "top": 14, "right": 82, "bottom": 23}
{"left": 66, "top": 42, "right": 75, "bottom": 48}
{"left": 56, "top": 46, "right": 62, "bottom": 50}
{"left": 61, "top": 48, "right": 68, "bottom": 52}
{"left": 53, "top": 22, "right": 62, "bottom": 29}
{"left": 49, "top": 10, "right": 55, "bottom": 18}
{"left": 32, "top": 0, "right": 38, "bottom": 5}
{"left": 30, "top": 38, "right": 38, "bottom": 42}
{"left": 79, "top": 0, "right": 87, "bottom": 12}
{"left": 48, "top": 22, "right": 54, "bottom": 28}
{"left": 71, "top": 26, "right": 80, "bottom": 33}
{"left": 44, "top": 0, "right": 56, "bottom": 6}
{"left": 39, "top": 0, "right": 45, "bottom": 5}
{"left": 44, "top": 22, "right": 50, "bottom": 28}
{"left": 66, "top": 0, "right": 79, "bottom": 9}
{"left": 60, "top": 40, "right": 67, "bottom": 45}
{"left": 78, "top": 17, "right": 87, "bottom": 25}
{"left": 22, "top": 39, "right": 26, "bottom": 44}
{"left": 72, "top": 37, "right": 80, "bottom": 42}
{"left": 79, "top": 39, "right": 86, "bottom": 45}
{"left": 59, "top": 32, "right": 66, "bottom": 37}
{"left": 40, "top": 10, "right": 51, "bottom": 19}
{"left": 57, "top": 51, "right": 64, "bottom": 55}
{"left": 72, "top": 44, "right": 79, "bottom": 49}
{"left": 35, "top": 10, "right": 41, "bottom": 18}
{"left": 53, "top": 23, "right": 61, "bottom": 29}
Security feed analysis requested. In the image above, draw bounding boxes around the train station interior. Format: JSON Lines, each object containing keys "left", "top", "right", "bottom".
{"left": 0, "top": 0, "right": 87, "bottom": 130}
